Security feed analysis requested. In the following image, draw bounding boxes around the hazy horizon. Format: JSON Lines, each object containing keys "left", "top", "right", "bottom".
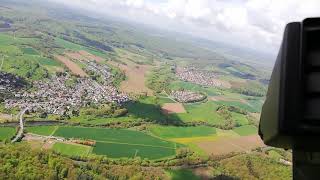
{"left": 46, "top": 0, "right": 320, "bottom": 55}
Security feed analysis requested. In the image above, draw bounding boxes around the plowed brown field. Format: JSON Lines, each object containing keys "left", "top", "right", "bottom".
{"left": 64, "top": 50, "right": 105, "bottom": 63}
{"left": 108, "top": 61, "right": 153, "bottom": 95}
{"left": 196, "top": 135, "right": 265, "bottom": 155}
{"left": 54, "top": 55, "right": 87, "bottom": 77}
{"left": 161, "top": 103, "right": 186, "bottom": 114}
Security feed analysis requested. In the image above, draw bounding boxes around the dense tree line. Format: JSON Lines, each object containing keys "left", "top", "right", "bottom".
{"left": 0, "top": 143, "right": 167, "bottom": 180}
{"left": 110, "top": 66, "right": 126, "bottom": 87}
{"left": 231, "top": 81, "right": 267, "bottom": 97}
{"left": 81, "top": 104, "right": 128, "bottom": 118}
{"left": 146, "top": 65, "right": 176, "bottom": 93}
{"left": 0, "top": 143, "right": 291, "bottom": 180}
{"left": 216, "top": 105, "right": 238, "bottom": 129}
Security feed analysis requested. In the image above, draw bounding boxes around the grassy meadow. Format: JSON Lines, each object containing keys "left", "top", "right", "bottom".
{"left": 52, "top": 142, "right": 92, "bottom": 157}
{"left": 233, "top": 125, "right": 257, "bottom": 136}
{"left": 26, "top": 126, "right": 57, "bottom": 136}
{"left": 21, "top": 47, "right": 39, "bottom": 55}
{"left": 168, "top": 101, "right": 224, "bottom": 124}
{"left": 125, "top": 96, "right": 167, "bottom": 123}
{"left": 0, "top": 33, "right": 63, "bottom": 80}
{"left": 150, "top": 125, "right": 216, "bottom": 139}
{"left": 0, "top": 127, "right": 16, "bottom": 141}
{"left": 54, "top": 38, "right": 108, "bottom": 58}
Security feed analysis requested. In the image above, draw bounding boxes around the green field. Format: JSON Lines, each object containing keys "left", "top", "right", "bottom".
{"left": 167, "top": 169, "right": 201, "bottom": 180}
{"left": 53, "top": 126, "right": 177, "bottom": 159}
{"left": 93, "top": 142, "right": 175, "bottom": 159}
{"left": 150, "top": 125, "right": 216, "bottom": 139}
{"left": 0, "top": 44, "right": 21, "bottom": 54}
{"left": 26, "top": 126, "right": 57, "bottom": 136}
{"left": 29, "top": 56, "right": 62, "bottom": 67}
{"left": 231, "top": 112, "right": 248, "bottom": 126}
{"left": 21, "top": 47, "right": 39, "bottom": 55}
{"left": 246, "top": 98, "right": 264, "bottom": 112}
{"left": 233, "top": 125, "right": 257, "bottom": 136}
{"left": 53, "top": 126, "right": 175, "bottom": 147}
{"left": 54, "top": 38, "right": 108, "bottom": 58}
{"left": 214, "top": 100, "right": 257, "bottom": 112}
{"left": 156, "top": 96, "right": 175, "bottom": 105}
{"left": 52, "top": 142, "right": 91, "bottom": 157}
{"left": 125, "top": 96, "right": 167, "bottom": 123}
{"left": 169, "top": 101, "right": 224, "bottom": 124}
{"left": 0, "top": 127, "right": 16, "bottom": 141}
{"left": 0, "top": 33, "right": 63, "bottom": 79}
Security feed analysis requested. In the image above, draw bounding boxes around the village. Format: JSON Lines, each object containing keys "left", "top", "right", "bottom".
{"left": 170, "top": 90, "right": 206, "bottom": 103}
{"left": 175, "top": 67, "right": 231, "bottom": 88}
{"left": 4, "top": 73, "right": 129, "bottom": 115}
{"left": 85, "top": 61, "right": 113, "bottom": 84}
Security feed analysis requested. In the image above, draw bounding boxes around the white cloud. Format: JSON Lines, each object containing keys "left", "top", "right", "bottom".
{"left": 216, "top": 7, "right": 248, "bottom": 31}
{"left": 48, "top": 0, "right": 320, "bottom": 54}
{"left": 125, "top": 0, "right": 144, "bottom": 8}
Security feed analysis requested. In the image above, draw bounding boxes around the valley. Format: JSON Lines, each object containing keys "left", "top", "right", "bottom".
{"left": 0, "top": 1, "right": 291, "bottom": 179}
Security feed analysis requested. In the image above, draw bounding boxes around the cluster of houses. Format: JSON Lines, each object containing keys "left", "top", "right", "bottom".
{"left": 4, "top": 74, "right": 129, "bottom": 115}
{"left": 0, "top": 72, "right": 26, "bottom": 92}
{"left": 85, "top": 61, "right": 112, "bottom": 84}
{"left": 171, "top": 90, "right": 206, "bottom": 103}
{"left": 176, "top": 67, "right": 228, "bottom": 88}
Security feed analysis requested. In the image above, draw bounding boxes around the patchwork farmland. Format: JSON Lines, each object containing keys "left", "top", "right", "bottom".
{"left": 65, "top": 50, "right": 104, "bottom": 63}
{"left": 51, "top": 126, "right": 178, "bottom": 159}
{"left": 25, "top": 125, "right": 262, "bottom": 160}
{"left": 0, "top": 1, "right": 289, "bottom": 179}
{"left": 25, "top": 124, "right": 263, "bottom": 159}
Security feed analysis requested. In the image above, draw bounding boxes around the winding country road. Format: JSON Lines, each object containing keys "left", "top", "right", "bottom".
{"left": 11, "top": 107, "right": 28, "bottom": 143}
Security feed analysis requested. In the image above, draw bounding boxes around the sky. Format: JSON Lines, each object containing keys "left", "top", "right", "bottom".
{"left": 48, "top": 0, "right": 320, "bottom": 54}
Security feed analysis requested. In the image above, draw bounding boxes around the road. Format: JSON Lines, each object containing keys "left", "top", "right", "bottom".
{"left": 163, "top": 92, "right": 178, "bottom": 103}
{"left": 11, "top": 107, "right": 28, "bottom": 143}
